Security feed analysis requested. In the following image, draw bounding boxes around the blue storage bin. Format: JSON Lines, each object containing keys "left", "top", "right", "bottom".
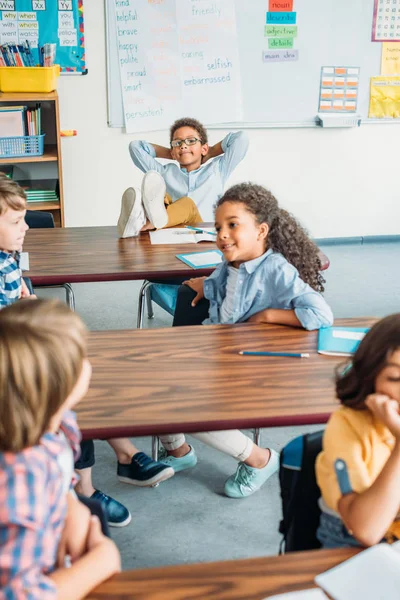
{"left": 0, "top": 134, "right": 45, "bottom": 158}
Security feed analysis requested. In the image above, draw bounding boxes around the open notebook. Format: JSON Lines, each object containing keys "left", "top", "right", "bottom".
{"left": 317, "top": 326, "right": 369, "bottom": 356}
{"left": 150, "top": 227, "right": 216, "bottom": 245}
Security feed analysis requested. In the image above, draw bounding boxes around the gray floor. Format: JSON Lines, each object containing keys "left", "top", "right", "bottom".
{"left": 38, "top": 241, "right": 400, "bottom": 570}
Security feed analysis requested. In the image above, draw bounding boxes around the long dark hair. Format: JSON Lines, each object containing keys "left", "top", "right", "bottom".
{"left": 216, "top": 183, "right": 325, "bottom": 292}
{"left": 336, "top": 314, "right": 400, "bottom": 410}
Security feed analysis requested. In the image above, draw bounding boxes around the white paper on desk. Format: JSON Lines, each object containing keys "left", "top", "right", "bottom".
{"left": 315, "top": 544, "right": 400, "bottom": 600}
{"left": 183, "top": 250, "right": 222, "bottom": 267}
{"left": 20, "top": 252, "right": 29, "bottom": 271}
{"left": 264, "top": 589, "right": 327, "bottom": 599}
{"left": 150, "top": 228, "right": 215, "bottom": 245}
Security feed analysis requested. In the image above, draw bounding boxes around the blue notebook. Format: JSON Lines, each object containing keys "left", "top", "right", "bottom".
{"left": 318, "top": 326, "right": 369, "bottom": 356}
{"left": 176, "top": 249, "right": 223, "bottom": 269}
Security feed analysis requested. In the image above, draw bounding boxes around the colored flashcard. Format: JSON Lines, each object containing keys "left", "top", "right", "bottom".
{"left": 372, "top": 0, "right": 400, "bottom": 41}
{"left": 262, "top": 49, "right": 298, "bottom": 62}
{"left": 381, "top": 42, "right": 400, "bottom": 74}
{"left": 266, "top": 11, "right": 296, "bottom": 24}
{"left": 318, "top": 66, "right": 360, "bottom": 112}
{"left": 269, "top": 0, "right": 293, "bottom": 11}
{"left": 369, "top": 76, "right": 400, "bottom": 118}
{"left": 265, "top": 25, "right": 297, "bottom": 37}
{"left": 268, "top": 37, "right": 294, "bottom": 49}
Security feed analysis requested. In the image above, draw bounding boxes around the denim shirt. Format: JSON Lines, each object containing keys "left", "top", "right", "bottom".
{"left": 129, "top": 131, "right": 249, "bottom": 221}
{"left": 203, "top": 249, "right": 334, "bottom": 331}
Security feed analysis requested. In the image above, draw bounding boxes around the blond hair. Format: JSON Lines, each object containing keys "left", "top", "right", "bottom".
{"left": 0, "top": 299, "right": 87, "bottom": 452}
{"left": 0, "top": 172, "right": 27, "bottom": 215}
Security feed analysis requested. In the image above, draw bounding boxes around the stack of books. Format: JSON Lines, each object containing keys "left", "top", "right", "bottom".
{"left": 0, "top": 104, "right": 41, "bottom": 137}
{"left": 17, "top": 179, "right": 59, "bottom": 204}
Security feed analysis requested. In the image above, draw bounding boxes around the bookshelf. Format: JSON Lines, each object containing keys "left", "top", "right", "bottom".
{"left": 0, "top": 91, "right": 64, "bottom": 227}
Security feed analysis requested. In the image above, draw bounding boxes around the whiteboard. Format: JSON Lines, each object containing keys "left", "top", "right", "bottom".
{"left": 105, "top": 0, "right": 383, "bottom": 128}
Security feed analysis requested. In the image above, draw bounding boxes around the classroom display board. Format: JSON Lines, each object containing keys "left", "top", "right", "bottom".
{"left": 105, "top": 0, "right": 392, "bottom": 130}
{"left": 0, "top": 0, "right": 86, "bottom": 74}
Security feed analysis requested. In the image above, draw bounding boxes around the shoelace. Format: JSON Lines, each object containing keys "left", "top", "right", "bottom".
{"left": 235, "top": 464, "right": 256, "bottom": 486}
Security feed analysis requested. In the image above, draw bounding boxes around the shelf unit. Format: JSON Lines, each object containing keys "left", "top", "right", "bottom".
{"left": 0, "top": 91, "right": 64, "bottom": 227}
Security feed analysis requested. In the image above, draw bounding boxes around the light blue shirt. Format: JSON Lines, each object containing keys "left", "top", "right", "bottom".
{"left": 203, "top": 249, "right": 334, "bottom": 331}
{"left": 129, "top": 131, "right": 249, "bottom": 221}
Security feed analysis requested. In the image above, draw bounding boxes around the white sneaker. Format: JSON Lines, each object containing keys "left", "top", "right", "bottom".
{"left": 141, "top": 171, "right": 168, "bottom": 229}
{"left": 117, "top": 187, "right": 146, "bottom": 238}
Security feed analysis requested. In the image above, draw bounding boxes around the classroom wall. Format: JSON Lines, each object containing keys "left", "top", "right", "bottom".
{"left": 57, "top": 1, "right": 400, "bottom": 238}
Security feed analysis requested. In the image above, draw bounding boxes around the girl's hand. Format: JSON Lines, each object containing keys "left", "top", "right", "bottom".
{"left": 183, "top": 277, "right": 206, "bottom": 307}
{"left": 57, "top": 494, "right": 91, "bottom": 567}
{"left": 87, "top": 516, "right": 121, "bottom": 575}
{"left": 366, "top": 394, "right": 400, "bottom": 440}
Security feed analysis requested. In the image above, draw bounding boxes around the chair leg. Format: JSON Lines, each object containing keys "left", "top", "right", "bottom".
{"left": 137, "top": 280, "right": 152, "bottom": 329}
{"left": 145, "top": 284, "right": 154, "bottom": 319}
{"left": 152, "top": 436, "right": 159, "bottom": 461}
{"left": 253, "top": 428, "right": 261, "bottom": 447}
{"left": 61, "top": 283, "right": 75, "bottom": 311}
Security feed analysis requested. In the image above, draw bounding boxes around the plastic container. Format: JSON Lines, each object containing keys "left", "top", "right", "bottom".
{"left": 0, "top": 134, "right": 45, "bottom": 158}
{"left": 0, "top": 66, "right": 60, "bottom": 93}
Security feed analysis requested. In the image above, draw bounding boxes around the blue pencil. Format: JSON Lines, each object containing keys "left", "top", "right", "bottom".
{"left": 239, "top": 351, "right": 310, "bottom": 358}
{"left": 186, "top": 226, "right": 217, "bottom": 236}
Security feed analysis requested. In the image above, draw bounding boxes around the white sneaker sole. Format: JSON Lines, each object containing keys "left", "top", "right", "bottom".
{"left": 117, "top": 187, "right": 145, "bottom": 238}
{"left": 108, "top": 512, "right": 132, "bottom": 528}
{"left": 117, "top": 466, "right": 174, "bottom": 487}
{"left": 141, "top": 171, "right": 168, "bottom": 229}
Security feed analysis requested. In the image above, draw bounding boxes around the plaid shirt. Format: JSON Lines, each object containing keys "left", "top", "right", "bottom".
{"left": 0, "top": 411, "right": 81, "bottom": 599}
{"left": 0, "top": 251, "right": 22, "bottom": 308}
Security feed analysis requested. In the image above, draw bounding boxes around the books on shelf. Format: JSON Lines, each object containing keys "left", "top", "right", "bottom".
{"left": 0, "top": 104, "right": 41, "bottom": 138}
{"left": 17, "top": 179, "right": 59, "bottom": 204}
{"left": 317, "top": 326, "right": 369, "bottom": 356}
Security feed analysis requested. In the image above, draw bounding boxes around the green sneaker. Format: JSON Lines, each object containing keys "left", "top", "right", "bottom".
{"left": 224, "top": 449, "right": 279, "bottom": 499}
{"left": 159, "top": 445, "right": 197, "bottom": 473}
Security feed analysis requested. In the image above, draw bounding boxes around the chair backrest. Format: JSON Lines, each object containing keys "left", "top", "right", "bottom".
{"left": 25, "top": 210, "right": 55, "bottom": 229}
{"left": 279, "top": 430, "right": 323, "bottom": 553}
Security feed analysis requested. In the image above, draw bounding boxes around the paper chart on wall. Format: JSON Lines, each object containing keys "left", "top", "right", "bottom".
{"left": 369, "top": 75, "right": 400, "bottom": 117}
{"left": 372, "top": 0, "right": 400, "bottom": 41}
{"left": 381, "top": 42, "right": 400, "bottom": 73}
{"left": 113, "top": 0, "right": 242, "bottom": 133}
{"left": 263, "top": 0, "right": 299, "bottom": 64}
{"left": 318, "top": 66, "right": 360, "bottom": 112}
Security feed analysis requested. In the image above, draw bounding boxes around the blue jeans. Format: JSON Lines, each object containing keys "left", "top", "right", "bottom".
{"left": 317, "top": 511, "right": 362, "bottom": 549}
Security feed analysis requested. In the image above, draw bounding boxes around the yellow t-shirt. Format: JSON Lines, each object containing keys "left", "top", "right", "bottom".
{"left": 316, "top": 406, "right": 400, "bottom": 541}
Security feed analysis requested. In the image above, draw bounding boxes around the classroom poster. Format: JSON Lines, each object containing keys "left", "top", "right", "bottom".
{"left": 369, "top": 76, "right": 400, "bottom": 117}
{"left": 113, "top": 0, "right": 242, "bottom": 133}
{"left": 263, "top": 0, "right": 299, "bottom": 63}
{"left": 318, "top": 67, "right": 360, "bottom": 112}
{"left": 372, "top": 0, "right": 400, "bottom": 41}
{"left": 381, "top": 42, "right": 400, "bottom": 73}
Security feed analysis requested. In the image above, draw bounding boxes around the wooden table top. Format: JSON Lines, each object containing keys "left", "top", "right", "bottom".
{"left": 23, "top": 225, "right": 330, "bottom": 286}
{"left": 78, "top": 318, "right": 374, "bottom": 439}
{"left": 87, "top": 547, "right": 359, "bottom": 599}
{"left": 23, "top": 226, "right": 217, "bottom": 285}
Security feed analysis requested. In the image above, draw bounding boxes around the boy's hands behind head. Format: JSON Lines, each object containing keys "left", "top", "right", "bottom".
{"left": 366, "top": 393, "right": 400, "bottom": 440}
{"left": 183, "top": 276, "right": 206, "bottom": 306}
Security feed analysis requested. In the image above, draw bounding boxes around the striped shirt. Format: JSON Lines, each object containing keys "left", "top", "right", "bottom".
{"left": 0, "top": 251, "right": 22, "bottom": 308}
{"left": 0, "top": 411, "right": 81, "bottom": 599}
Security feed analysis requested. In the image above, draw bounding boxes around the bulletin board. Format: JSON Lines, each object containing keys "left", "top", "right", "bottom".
{"left": 105, "top": 0, "right": 388, "bottom": 129}
{"left": 0, "top": 0, "right": 86, "bottom": 74}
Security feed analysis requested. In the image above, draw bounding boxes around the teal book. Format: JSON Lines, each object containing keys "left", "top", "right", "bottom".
{"left": 176, "top": 249, "right": 223, "bottom": 269}
{"left": 318, "top": 326, "right": 369, "bottom": 356}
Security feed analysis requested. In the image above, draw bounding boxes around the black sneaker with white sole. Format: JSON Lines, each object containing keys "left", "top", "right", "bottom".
{"left": 117, "top": 451, "right": 174, "bottom": 487}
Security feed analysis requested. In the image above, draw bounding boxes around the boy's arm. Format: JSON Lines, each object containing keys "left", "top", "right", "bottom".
{"left": 129, "top": 140, "right": 170, "bottom": 175}
{"left": 57, "top": 491, "right": 91, "bottom": 566}
{"left": 208, "top": 131, "right": 249, "bottom": 181}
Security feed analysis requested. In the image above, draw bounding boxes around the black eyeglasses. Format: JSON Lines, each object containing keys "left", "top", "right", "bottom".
{"left": 170, "top": 137, "right": 202, "bottom": 148}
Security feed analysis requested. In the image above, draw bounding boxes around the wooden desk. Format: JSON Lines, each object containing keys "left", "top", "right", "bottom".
{"left": 78, "top": 318, "right": 374, "bottom": 439}
{"left": 87, "top": 547, "right": 359, "bottom": 599}
{"left": 23, "top": 225, "right": 330, "bottom": 286}
{"left": 23, "top": 226, "right": 217, "bottom": 285}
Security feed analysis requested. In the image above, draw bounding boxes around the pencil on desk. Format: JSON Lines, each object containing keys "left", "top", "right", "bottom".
{"left": 239, "top": 351, "right": 310, "bottom": 358}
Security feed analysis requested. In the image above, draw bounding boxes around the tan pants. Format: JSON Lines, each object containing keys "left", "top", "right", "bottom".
{"left": 164, "top": 193, "right": 203, "bottom": 229}
{"left": 159, "top": 430, "right": 254, "bottom": 462}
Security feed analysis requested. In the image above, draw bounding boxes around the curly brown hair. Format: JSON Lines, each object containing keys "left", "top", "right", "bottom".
{"left": 170, "top": 117, "right": 208, "bottom": 145}
{"left": 336, "top": 314, "right": 400, "bottom": 410}
{"left": 216, "top": 183, "right": 325, "bottom": 293}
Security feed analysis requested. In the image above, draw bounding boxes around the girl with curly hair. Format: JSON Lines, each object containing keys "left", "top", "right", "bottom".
{"left": 157, "top": 183, "right": 333, "bottom": 499}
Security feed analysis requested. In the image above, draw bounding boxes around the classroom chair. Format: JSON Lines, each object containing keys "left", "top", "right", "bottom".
{"left": 137, "top": 281, "right": 179, "bottom": 328}
{"left": 25, "top": 210, "right": 75, "bottom": 310}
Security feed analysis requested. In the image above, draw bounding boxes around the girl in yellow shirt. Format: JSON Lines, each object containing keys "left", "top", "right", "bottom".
{"left": 316, "top": 313, "right": 400, "bottom": 548}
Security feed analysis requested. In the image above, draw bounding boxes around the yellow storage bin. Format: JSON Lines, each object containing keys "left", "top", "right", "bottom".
{"left": 0, "top": 66, "right": 60, "bottom": 93}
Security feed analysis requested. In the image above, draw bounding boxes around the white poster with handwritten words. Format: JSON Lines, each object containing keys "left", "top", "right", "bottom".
{"left": 113, "top": 0, "right": 242, "bottom": 133}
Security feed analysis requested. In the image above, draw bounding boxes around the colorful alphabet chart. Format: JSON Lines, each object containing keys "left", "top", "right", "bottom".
{"left": 0, "top": 0, "right": 86, "bottom": 73}
{"left": 318, "top": 66, "right": 360, "bottom": 112}
{"left": 372, "top": 0, "right": 400, "bottom": 41}
{"left": 263, "top": 0, "right": 298, "bottom": 63}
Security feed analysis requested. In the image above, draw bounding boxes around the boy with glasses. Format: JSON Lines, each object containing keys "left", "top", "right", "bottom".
{"left": 118, "top": 117, "right": 248, "bottom": 237}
